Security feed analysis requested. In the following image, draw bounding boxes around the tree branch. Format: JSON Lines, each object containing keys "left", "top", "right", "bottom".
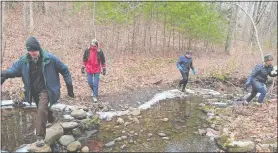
{"left": 235, "top": 2, "right": 264, "bottom": 61}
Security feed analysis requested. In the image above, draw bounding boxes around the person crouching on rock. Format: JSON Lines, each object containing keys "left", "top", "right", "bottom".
{"left": 244, "top": 54, "right": 277, "bottom": 105}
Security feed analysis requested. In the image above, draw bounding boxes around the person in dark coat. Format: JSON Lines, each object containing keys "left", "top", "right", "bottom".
{"left": 244, "top": 54, "right": 277, "bottom": 105}
{"left": 176, "top": 51, "right": 196, "bottom": 92}
{"left": 1, "top": 36, "right": 74, "bottom": 147}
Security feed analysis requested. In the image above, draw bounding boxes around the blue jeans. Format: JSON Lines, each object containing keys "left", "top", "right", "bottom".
{"left": 87, "top": 73, "right": 100, "bottom": 97}
{"left": 246, "top": 80, "right": 266, "bottom": 103}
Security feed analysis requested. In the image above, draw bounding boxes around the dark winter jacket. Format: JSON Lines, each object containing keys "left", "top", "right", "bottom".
{"left": 2, "top": 49, "right": 73, "bottom": 106}
{"left": 246, "top": 63, "right": 277, "bottom": 87}
{"left": 176, "top": 55, "right": 194, "bottom": 73}
{"left": 82, "top": 46, "right": 106, "bottom": 73}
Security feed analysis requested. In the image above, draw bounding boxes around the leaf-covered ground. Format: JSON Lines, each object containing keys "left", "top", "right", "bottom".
{"left": 1, "top": 4, "right": 277, "bottom": 150}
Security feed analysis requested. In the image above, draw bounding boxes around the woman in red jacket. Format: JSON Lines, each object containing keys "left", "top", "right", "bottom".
{"left": 82, "top": 39, "right": 106, "bottom": 102}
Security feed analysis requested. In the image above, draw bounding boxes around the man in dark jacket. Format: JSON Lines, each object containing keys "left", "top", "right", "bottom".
{"left": 244, "top": 54, "right": 277, "bottom": 105}
{"left": 1, "top": 36, "right": 74, "bottom": 147}
{"left": 176, "top": 51, "right": 196, "bottom": 92}
{"left": 82, "top": 39, "right": 106, "bottom": 103}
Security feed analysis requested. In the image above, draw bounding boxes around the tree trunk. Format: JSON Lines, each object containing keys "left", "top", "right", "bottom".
{"left": 172, "top": 23, "right": 175, "bottom": 50}
{"left": 116, "top": 26, "right": 120, "bottom": 53}
{"left": 234, "top": 6, "right": 239, "bottom": 45}
{"left": 155, "top": 12, "right": 158, "bottom": 48}
{"left": 131, "top": 13, "right": 136, "bottom": 54}
{"left": 236, "top": 2, "right": 264, "bottom": 61}
{"left": 92, "top": 1, "right": 96, "bottom": 38}
{"left": 178, "top": 31, "right": 181, "bottom": 51}
{"left": 167, "top": 20, "right": 172, "bottom": 49}
{"left": 163, "top": 13, "right": 166, "bottom": 50}
{"left": 29, "top": 2, "right": 34, "bottom": 34}
{"left": 23, "top": 2, "right": 28, "bottom": 33}
{"left": 1, "top": 2, "right": 6, "bottom": 65}
{"left": 44, "top": 2, "right": 48, "bottom": 15}
{"left": 143, "top": 21, "right": 147, "bottom": 48}
{"left": 225, "top": 4, "right": 236, "bottom": 55}
{"left": 148, "top": 8, "right": 153, "bottom": 53}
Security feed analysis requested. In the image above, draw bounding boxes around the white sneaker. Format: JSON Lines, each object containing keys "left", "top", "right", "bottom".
{"left": 92, "top": 97, "right": 98, "bottom": 103}
{"left": 91, "top": 92, "right": 94, "bottom": 97}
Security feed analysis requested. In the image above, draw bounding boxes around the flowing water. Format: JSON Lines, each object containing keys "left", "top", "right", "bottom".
{"left": 1, "top": 107, "right": 37, "bottom": 152}
{"left": 96, "top": 96, "right": 218, "bottom": 152}
{"left": 1, "top": 95, "right": 219, "bottom": 152}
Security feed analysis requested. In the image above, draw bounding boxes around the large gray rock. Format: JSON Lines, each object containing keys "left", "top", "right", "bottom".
{"left": 50, "top": 103, "right": 67, "bottom": 112}
{"left": 1, "top": 100, "right": 14, "bottom": 106}
{"left": 212, "top": 102, "right": 229, "bottom": 108}
{"left": 81, "top": 146, "right": 89, "bottom": 152}
{"left": 72, "top": 128, "right": 82, "bottom": 137}
{"left": 117, "top": 118, "right": 125, "bottom": 125}
{"left": 158, "top": 133, "right": 167, "bottom": 137}
{"left": 62, "top": 115, "right": 74, "bottom": 121}
{"left": 45, "top": 122, "right": 64, "bottom": 145}
{"left": 104, "top": 141, "right": 115, "bottom": 148}
{"left": 59, "top": 135, "right": 75, "bottom": 146}
{"left": 198, "top": 129, "right": 207, "bottom": 136}
{"left": 227, "top": 140, "right": 255, "bottom": 152}
{"left": 27, "top": 143, "right": 51, "bottom": 152}
{"left": 61, "top": 122, "right": 79, "bottom": 129}
{"left": 130, "top": 109, "right": 141, "bottom": 116}
{"left": 71, "top": 109, "right": 87, "bottom": 119}
{"left": 67, "top": 141, "right": 82, "bottom": 152}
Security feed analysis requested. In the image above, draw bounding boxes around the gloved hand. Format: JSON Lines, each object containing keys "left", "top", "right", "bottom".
{"left": 1, "top": 71, "right": 7, "bottom": 85}
{"left": 1, "top": 77, "right": 6, "bottom": 85}
{"left": 102, "top": 67, "right": 106, "bottom": 75}
{"left": 66, "top": 84, "right": 74, "bottom": 98}
{"left": 192, "top": 69, "right": 196, "bottom": 75}
{"left": 177, "top": 65, "right": 183, "bottom": 71}
{"left": 81, "top": 66, "right": 85, "bottom": 74}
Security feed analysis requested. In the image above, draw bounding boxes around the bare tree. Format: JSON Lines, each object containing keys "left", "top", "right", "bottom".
{"left": 225, "top": 3, "right": 237, "bottom": 55}
{"left": 236, "top": 2, "right": 264, "bottom": 61}
{"left": 23, "top": 2, "right": 28, "bottom": 33}
{"left": 29, "top": 2, "right": 34, "bottom": 34}
{"left": 250, "top": 2, "right": 269, "bottom": 48}
{"left": 92, "top": 1, "right": 96, "bottom": 38}
{"left": 1, "top": 2, "right": 6, "bottom": 65}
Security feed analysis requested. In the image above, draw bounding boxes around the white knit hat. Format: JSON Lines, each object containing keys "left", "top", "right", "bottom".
{"left": 91, "top": 39, "right": 98, "bottom": 47}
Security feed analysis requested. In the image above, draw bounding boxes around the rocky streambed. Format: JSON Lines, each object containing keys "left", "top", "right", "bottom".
{"left": 1, "top": 88, "right": 277, "bottom": 152}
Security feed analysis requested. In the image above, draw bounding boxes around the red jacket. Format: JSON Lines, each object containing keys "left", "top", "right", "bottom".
{"left": 82, "top": 46, "right": 106, "bottom": 74}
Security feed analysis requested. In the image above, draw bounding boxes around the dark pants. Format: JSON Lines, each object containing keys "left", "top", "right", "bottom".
{"left": 179, "top": 71, "right": 189, "bottom": 91}
{"left": 246, "top": 81, "right": 267, "bottom": 103}
{"left": 33, "top": 90, "right": 54, "bottom": 139}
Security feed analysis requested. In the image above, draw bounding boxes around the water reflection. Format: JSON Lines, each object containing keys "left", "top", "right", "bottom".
{"left": 98, "top": 96, "right": 218, "bottom": 152}
{"left": 1, "top": 108, "right": 37, "bottom": 152}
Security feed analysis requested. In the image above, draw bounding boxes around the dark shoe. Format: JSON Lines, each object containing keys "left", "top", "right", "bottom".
{"left": 179, "top": 81, "right": 183, "bottom": 88}
{"left": 243, "top": 100, "right": 249, "bottom": 106}
{"left": 36, "top": 136, "right": 45, "bottom": 147}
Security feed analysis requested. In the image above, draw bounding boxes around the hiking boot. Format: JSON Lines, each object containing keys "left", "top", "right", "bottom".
{"left": 181, "top": 88, "right": 185, "bottom": 92}
{"left": 92, "top": 96, "right": 98, "bottom": 103}
{"left": 243, "top": 100, "right": 249, "bottom": 106}
{"left": 179, "top": 81, "right": 183, "bottom": 88}
{"left": 36, "top": 136, "right": 45, "bottom": 147}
